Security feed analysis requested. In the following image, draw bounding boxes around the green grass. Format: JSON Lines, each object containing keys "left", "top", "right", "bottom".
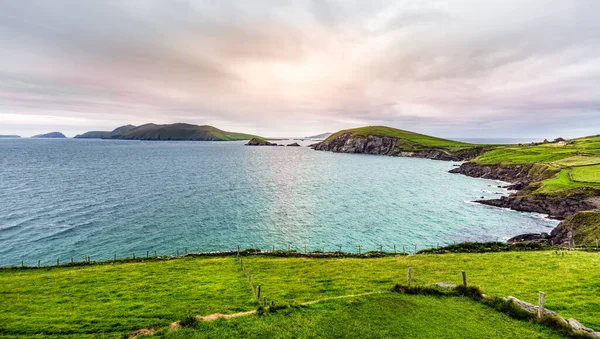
{"left": 571, "top": 164, "right": 600, "bottom": 183}
{"left": 474, "top": 136, "right": 600, "bottom": 196}
{"left": 328, "top": 126, "right": 476, "bottom": 151}
{"left": 2, "top": 252, "right": 599, "bottom": 337}
{"left": 155, "top": 293, "right": 565, "bottom": 339}
{"left": 243, "top": 252, "right": 600, "bottom": 329}
{"left": 0, "top": 257, "right": 254, "bottom": 337}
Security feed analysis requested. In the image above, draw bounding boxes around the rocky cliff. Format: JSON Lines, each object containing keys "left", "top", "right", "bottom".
{"left": 312, "top": 132, "right": 487, "bottom": 161}
{"left": 450, "top": 162, "right": 600, "bottom": 219}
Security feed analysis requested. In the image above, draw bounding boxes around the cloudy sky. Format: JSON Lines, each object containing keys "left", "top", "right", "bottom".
{"left": 0, "top": 1, "right": 598, "bottom": 138}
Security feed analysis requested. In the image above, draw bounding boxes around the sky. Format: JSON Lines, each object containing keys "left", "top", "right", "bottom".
{"left": 0, "top": 1, "right": 599, "bottom": 138}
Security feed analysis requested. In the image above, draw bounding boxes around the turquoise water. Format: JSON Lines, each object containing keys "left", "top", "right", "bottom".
{"left": 0, "top": 139, "right": 557, "bottom": 266}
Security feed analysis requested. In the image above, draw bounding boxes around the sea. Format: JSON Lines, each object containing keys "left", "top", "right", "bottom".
{"left": 0, "top": 138, "right": 558, "bottom": 266}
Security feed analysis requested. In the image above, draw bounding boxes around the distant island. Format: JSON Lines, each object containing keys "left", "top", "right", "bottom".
{"left": 0, "top": 135, "right": 20, "bottom": 138}
{"left": 74, "top": 125, "right": 136, "bottom": 139}
{"left": 31, "top": 132, "right": 66, "bottom": 138}
{"left": 246, "top": 137, "right": 278, "bottom": 146}
{"left": 76, "top": 123, "right": 259, "bottom": 141}
{"left": 305, "top": 132, "right": 332, "bottom": 139}
{"left": 314, "top": 125, "right": 600, "bottom": 247}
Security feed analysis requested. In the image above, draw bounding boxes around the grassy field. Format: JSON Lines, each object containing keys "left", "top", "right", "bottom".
{"left": 1, "top": 251, "right": 599, "bottom": 337}
{"left": 474, "top": 136, "right": 600, "bottom": 196}
{"left": 327, "top": 126, "right": 477, "bottom": 152}
{"left": 154, "top": 293, "right": 565, "bottom": 338}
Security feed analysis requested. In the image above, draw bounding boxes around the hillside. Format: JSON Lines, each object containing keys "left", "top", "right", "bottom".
{"left": 1, "top": 251, "right": 598, "bottom": 337}
{"left": 107, "top": 123, "right": 259, "bottom": 141}
{"left": 451, "top": 135, "right": 600, "bottom": 227}
{"left": 74, "top": 124, "right": 136, "bottom": 139}
{"left": 31, "top": 132, "right": 66, "bottom": 138}
{"left": 313, "top": 126, "right": 489, "bottom": 161}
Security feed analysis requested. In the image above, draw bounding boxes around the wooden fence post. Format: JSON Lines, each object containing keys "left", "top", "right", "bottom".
{"left": 407, "top": 267, "right": 412, "bottom": 288}
{"left": 462, "top": 270, "right": 467, "bottom": 287}
{"left": 263, "top": 296, "right": 267, "bottom": 307}
{"left": 380, "top": 244, "right": 383, "bottom": 252}
{"left": 394, "top": 245, "right": 397, "bottom": 254}
{"left": 402, "top": 245, "right": 405, "bottom": 254}
{"left": 358, "top": 244, "right": 361, "bottom": 254}
{"left": 21, "top": 260, "right": 24, "bottom": 267}
{"left": 538, "top": 292, "right": 546, "bottom": 318}
{"left": 256, "top": 285, "right": 261, "bottom": 304}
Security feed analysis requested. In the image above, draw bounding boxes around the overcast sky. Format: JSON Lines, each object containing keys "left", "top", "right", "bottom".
{"left": 0, "top": 1, "right": 598, "bottom": 138}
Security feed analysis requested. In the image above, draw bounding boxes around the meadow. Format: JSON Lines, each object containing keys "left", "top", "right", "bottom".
{"left": 1, "top": 251, "right": 599, "bottom": 337}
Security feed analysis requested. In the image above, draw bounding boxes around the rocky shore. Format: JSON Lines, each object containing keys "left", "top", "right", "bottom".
{"left": 450, "top": 162, "right": 600, "bottom": 246}
{"left": 312, "top": 133, "right": 488, "bottom": 161}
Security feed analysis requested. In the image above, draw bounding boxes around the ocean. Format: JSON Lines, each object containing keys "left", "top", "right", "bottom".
{"left": 0, "top": 138, "right": 557, "bottom": 266}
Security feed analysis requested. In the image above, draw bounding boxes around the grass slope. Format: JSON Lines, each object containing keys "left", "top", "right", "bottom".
{"left": 327, "top": 126, "right": 476, "bottom": 152}
{"left": 109, "top": 123, "right": 259, "bottom": 141}
{"left": 475, "top": 136, "right": 600, "bottom": 196}
{"left": 1, "top": 251, "right": 599, "bottom": 337}
{"left": 157, "top": 293, "right": 564, "bottom": 339}
{"left": 0, "top": 257, "right": 254, "bottom": 337}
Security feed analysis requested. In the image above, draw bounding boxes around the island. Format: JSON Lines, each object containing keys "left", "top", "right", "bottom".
{"left": 246, "top": 137, "right": 277, "bottom": 146}
{"left": 286, "top": 142, "right": 301, "bottom": 147}
{"left": 314, "top": 126, "right": 600, "bottom": 246}
{"left": 76, "top": 123, "right": 260, "bottom": 141}
{"left": 31, "top": 132, "right": 66, "bottom": 138}
{"left": 74, "top": 125, "right": 136, "bottom": 139}
{"left": 0, "top": 135, "right": 20, "bottom": 138}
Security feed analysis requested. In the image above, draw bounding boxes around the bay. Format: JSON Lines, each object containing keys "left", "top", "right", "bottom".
{"left": 0, "top": 139, "right": 557, "bottom": 266}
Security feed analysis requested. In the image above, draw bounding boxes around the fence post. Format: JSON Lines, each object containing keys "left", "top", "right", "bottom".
{"left": 256, "top": 285, "right": 261, "bottom": 304}
{"left": 358, "top": 244, "right": 361, "bottom": 254}
{"left": 185, "top": 248, "right": 188, "bottom": 255}
{"left": 413, "top": 244, "right": 416, "bottom": 255}
{"left": 154, "top": 250, "right": 157, "bottom": 257}
{"left": 263, "top": 296, "right": 267, "bottom": 307}
{"left": 394, "top": 245, "right": 397, "bottom": 254}
{"left": 538, "top": 292, "right": 546, "bottom": 318}
{"left": 21, "top": 260, "right": 24, "bottom": 267}
{"left": 402, "top": 245, "right": 405, "bottom": 254}
{"left": 380, "top": 244, "right": 383, "bottom": 252}
{"left": 462, "top": 270, "right": 467, "bottom": 287}
{"left": 38, "top": 260, "right": 40, "bottom": 267}
{"left": 407, "top": 267, "right": 412, "bottom": 288}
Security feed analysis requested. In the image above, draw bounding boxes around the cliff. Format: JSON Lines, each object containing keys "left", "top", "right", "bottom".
{"left": 312, "top": 127, "right": 489, "bottom": 161}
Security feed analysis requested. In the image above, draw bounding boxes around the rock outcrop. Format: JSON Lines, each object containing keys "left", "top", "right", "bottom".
{"left": 246, "top": 138, "right": 277, "bottom": 146}
{"left": 312, "top": 133, "right": 487, "bottom": 161}
{"left": 286, "top": 142, "right": 301, "bottom": 147}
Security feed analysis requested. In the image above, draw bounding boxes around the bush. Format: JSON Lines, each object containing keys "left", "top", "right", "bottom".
{"left": 179, "top": 316, "right": 199, "bottom": 328}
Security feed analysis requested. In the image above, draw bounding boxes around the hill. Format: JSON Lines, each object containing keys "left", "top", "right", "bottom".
{"left": 31, "top": 132, "right": 66, "bottom": 138}
{"left": 305, "top": 132, "right": 332, "bottom": 139}
{"left": 1, "top": 251, "right": 597, "bottom": 337}
{"left": 451, "top": 135, "right": 600, "bottom": 224}
{"left": 313, "top": 126, "right": 489, "bottom": 161}
{"left": 74, "top": 125, "right": 136, "bottom": 139}
{"left": 107, "top": 123, "right": 259, "bottom": 141}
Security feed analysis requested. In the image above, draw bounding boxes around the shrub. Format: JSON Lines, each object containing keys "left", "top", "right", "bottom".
{"left": 179, "top": 316, "right": 199, "bottom": 328}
